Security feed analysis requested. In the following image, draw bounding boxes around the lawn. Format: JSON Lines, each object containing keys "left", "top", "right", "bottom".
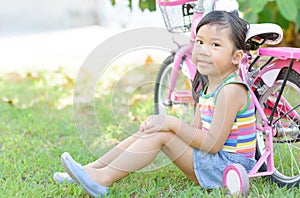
{"left": 0, "top": 68, "right": 299, "bottom": 197}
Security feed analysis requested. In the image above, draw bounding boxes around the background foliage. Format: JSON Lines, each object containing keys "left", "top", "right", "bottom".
{"left": 112, "top": 0, "right": 300, "bottom": 47}
{"left": 238, "top": 0, "right": 300, "bottom": 46}
{"left": 111, "top": 0, "right": 156, "bottom": 11}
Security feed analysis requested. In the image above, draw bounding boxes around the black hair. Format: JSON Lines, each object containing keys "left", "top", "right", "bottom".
{"left": 192, "top": 10, "right": 249, "bottom": 103}
{"left": 196, "top": 10, "right": 249, "bottom": 51}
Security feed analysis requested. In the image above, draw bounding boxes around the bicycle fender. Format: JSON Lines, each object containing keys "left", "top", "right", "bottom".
{"left": 182, "top": 58, "right": 197, "bottom": 80}
{"left": 175, "top": 43, "right": 197, "bottom": 81}
{"left": 259, "top": 59, "right": 300, "bottom": 88}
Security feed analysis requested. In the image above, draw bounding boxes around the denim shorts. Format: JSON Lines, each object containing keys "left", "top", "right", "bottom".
{"left": 193, "top": 149, "right": 256, "bottom": 189}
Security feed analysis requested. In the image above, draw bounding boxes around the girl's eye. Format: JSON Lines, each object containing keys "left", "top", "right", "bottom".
{"left": 212, "top": 43, "right": 220, "bottom": 47}
{"left": 196, "top": 40, "right": 203, "bottom": 45}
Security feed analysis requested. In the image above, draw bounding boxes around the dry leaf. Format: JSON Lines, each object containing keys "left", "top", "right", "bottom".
{"left": 63, "top": 74, "right": 74, "bottom": 85}
{"left": 2, "top": 97, "right": 14, "bottom": 106}
{"left": 26, "top": 72, "right": 39, "bottom": 80}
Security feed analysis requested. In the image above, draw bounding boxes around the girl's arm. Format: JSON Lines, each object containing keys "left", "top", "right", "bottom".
{"left": 191, "top": 103, "right": 202, "bottom": 129}
{"left": 171, "top": 83, "right": 248, "bottom": 153}
{"left": 141, "top": 83, "right": 248, "bottom": 153}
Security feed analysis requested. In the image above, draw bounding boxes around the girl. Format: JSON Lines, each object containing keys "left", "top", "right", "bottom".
{"left": 57, "top": 10, "right": 256, "bottom": 197}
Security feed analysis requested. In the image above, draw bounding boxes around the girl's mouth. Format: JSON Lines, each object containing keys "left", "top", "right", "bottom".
{"left": 197, "top": 60, "right": 213, "bottom": 66}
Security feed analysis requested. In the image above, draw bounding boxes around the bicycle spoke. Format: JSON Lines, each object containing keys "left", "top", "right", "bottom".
{"left": 274, "top": 143, "right": 284, "bottom": 172}
{"left": 257, "top": 72, "right": 300, "bottom": 185}
{"left": 286, "top": 142, "right": 300, "bottom": 177}
{"left": 274, "top": 131, "right": 300, "bottom": 177}
{"left": 290, "top": 143, "right": 300, "bottom": 150}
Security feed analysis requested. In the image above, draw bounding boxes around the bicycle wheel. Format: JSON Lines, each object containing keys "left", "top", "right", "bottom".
{"left": 154, "top": 54, "right": 195, "bottom": 123}
{"left": 256, "top": 68, "right": 300, "bottom": 187}
{"left": 223, "top": 164, "right": 250, "bottom": 196}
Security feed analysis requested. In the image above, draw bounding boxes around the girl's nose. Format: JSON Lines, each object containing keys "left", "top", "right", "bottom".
{"left": 199, "top": 44, "right": 209, "bottom": 55}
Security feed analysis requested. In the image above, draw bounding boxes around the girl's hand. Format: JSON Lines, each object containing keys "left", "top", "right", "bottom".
{"left": 140, "top": 115, "right": 171, "bottom": 134}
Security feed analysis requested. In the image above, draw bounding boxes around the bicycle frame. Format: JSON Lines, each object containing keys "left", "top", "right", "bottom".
{"left": 240, "top": 47, "right": 300, "bottom": 177}
{"left": 166, "top": 0, "right": 211, "bottom": 104}
{"left": 160, "top": 0, "right": 300, "bottom": 180}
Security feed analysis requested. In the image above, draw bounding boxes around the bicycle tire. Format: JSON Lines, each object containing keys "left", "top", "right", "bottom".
{"left": 256, "top": 68, "right": 300, "bottom": 187}
{"left": 154, "top": 54, "right": 195, "bottom": 123}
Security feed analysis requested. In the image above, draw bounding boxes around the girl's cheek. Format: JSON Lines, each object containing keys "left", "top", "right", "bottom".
{"left": 192, "top": 45, "right": 198, "bottom": 64}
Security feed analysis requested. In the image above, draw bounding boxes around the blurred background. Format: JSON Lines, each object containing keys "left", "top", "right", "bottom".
{"left": 0, "top": 0, "right": 299, "bottom": 73}
{"left": 0, "top": 0, "right": 165, "bottom": 35}
{"left": 0, "top": 0, "right": 235, "bottom": 73}
{"left": 0, "top": 0, "right": 165, "bottom": 73}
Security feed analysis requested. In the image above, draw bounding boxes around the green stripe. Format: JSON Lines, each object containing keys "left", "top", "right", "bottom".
{"left": 201, "top": 73, "right": 238, "bottom": 99}
{"left": 213, "top": 79, "right": 251, "bottom": 115}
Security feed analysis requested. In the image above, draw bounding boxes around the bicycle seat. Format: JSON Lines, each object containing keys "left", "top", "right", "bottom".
{"left": 246, "top": 23, "right": 283, "bottom": 50}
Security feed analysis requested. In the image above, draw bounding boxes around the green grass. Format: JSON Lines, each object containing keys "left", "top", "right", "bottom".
{"left": 1, "top": 70, "right": 300, "bottom": 197}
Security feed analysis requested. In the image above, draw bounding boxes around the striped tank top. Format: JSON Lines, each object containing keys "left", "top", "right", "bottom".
{"left": 199, "top": 74, "right": 256, "bottom": 159}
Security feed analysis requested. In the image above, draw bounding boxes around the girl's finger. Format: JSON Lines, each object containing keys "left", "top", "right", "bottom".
{"left": 146, "top": 125, "right": 159, "bottom": 134}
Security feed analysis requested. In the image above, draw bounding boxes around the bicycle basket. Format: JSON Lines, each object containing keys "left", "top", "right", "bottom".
{"left": 158, "top": 0, "right": 197, "bottom": 33}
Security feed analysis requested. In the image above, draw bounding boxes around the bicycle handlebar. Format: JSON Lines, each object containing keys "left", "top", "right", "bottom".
{"left": 195, "top": 0, "right": 204, "bottom": 12}
{"left": 195, "top": 0, "right": 216, "bottom": 13}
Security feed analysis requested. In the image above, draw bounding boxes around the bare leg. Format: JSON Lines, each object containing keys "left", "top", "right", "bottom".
{"left": 84, "top": 132, "right": 198, "bottom": 186}
{"left": 84, "top": 133, "right": 140, "bottom": 169}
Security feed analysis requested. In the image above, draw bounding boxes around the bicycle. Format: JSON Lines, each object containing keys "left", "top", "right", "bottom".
{"left": 154, "top": 0, "right": 300, "bottom": 195}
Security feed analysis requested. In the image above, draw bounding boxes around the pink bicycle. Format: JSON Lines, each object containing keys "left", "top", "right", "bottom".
{"left": 154, "top": 0, "right": 300, "bottom": 195}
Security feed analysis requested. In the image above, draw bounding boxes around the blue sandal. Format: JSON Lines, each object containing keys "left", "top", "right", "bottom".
{"left": 61, "top": 152, "right": 108, "bottom": 197}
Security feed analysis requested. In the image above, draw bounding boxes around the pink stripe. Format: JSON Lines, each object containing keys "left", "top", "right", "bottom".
{"left": 248, "top": 102, "right": 255, "bottom": 109}
{"left": 158, "top": 0, "right": 197, "bottom": 6}
{"left": 237, "top": 128, "right": 256, "bottom": 135}
{"left": 201, "top": 112, "right": 213, "bottom": 117}
{"left": 238, "top": 127, "right": 256, "bottom": 134}
{"left": 227, "top": 135, "right": 238, "bottom": 140}
{"left": 201, "top": 127, "right": 209, "bottom": 132}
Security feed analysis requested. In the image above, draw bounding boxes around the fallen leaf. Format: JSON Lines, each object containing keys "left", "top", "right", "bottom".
{"left": 26, "top": 72, "right": 39, "bottom": 80}
{"left": 63, "top": 74, "right": 74, "bottom": 85}
{"left": 2, "top": 97, "right": 14, "bottom": 106}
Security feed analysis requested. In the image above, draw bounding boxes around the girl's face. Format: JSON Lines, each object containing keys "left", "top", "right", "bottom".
{"left": 192, "top": 24, "right": 243, "bottom": 78}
